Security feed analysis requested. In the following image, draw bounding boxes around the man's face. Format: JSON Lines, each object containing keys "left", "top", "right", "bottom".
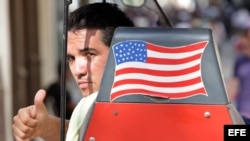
{"left": 67, "top": 29, "right": 110, "bottom": 97}
{"left": 240, "top": 34, "right": 250, "bottom": 56}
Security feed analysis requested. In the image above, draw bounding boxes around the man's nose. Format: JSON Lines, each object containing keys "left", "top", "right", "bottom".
{"left": 74, "top": 58, "right": 87, "bottom": 76}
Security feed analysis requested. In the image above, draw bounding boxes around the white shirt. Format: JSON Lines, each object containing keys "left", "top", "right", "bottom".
{"left": 65, "top": 92, "right": 98, "bottom": 141}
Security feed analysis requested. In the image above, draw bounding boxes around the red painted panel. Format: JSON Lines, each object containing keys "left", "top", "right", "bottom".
{"left": 83, "top": 103, "right": 232, "bottom": 141}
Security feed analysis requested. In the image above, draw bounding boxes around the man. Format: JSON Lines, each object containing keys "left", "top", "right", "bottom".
{"left": 228, "top": 29, "right": 250, "bottom": 125}
{"left": 12, "top": 2, "right": 134, "bottom": 141}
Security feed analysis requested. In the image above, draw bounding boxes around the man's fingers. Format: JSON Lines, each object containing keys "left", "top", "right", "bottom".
{"left": 13, "top": 90, "right": 48, "bottom": 140}
{"left": 13, "top": 113, "right": 37, "bottom": 138}
{"left": 12, "top": 122, "right": 33, "bottom": 141}
{"left": 16, "top": 106, "right": 37, "bottom": 127}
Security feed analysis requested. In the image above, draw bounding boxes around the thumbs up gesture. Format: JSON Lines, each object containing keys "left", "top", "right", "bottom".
{"left": 12, "top": 89, "right": 49, "bottom": 140}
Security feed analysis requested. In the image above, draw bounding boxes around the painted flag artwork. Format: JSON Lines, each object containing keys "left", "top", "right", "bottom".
{"left": 110, "top": 40, "right": 209, "bottom": 101}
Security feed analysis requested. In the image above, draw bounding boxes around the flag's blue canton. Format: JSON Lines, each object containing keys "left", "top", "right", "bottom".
{"left": 113, "top": 40, "right": 147, "bottom": 65}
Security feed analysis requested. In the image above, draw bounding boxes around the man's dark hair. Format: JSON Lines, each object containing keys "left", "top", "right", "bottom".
{"left": 68, "top": 2, "right": 134, "bottom": 46}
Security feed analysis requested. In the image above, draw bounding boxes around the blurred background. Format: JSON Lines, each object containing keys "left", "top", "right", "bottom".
{"left": 1, "top": 0, "right": 250, "bottom": 140}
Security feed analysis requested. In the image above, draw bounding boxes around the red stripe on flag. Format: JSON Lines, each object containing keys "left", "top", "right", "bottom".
{"left": 111, "top": 87, "right": 206, "bottom": 100}
{"left": 147, "top": 41, "right": 208, "bottom": 53}
{"left": 147, "top": 54, "right": 202, "bottom": 65}
{"left": 113, "top": 76, "right": 203, "bottom": 88}
{"left": 115, "top": 64, "right": 200, "bottom": 77}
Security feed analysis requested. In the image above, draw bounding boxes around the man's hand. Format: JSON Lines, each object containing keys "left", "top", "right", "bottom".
{"left": 12, "top": 89, "right": 48, "bottom": 141}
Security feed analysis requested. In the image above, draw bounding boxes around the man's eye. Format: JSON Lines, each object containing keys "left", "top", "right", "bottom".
{"left": 86, "top": 52, "right": 95, "bottom": 57}
{"left": 67, "top": 56, "right": 74, "bottom": 61}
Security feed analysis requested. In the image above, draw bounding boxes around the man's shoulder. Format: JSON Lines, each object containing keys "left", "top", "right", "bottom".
{"left": 236, "top": 55, "right": 250, "bottom": 64}
{"left": 78, "top": 92, "right": 98, "bottom": 106}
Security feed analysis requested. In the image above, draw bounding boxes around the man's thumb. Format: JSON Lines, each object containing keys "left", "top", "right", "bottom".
{"left": 31, "top": 89, "right": 47, "bottom": 118}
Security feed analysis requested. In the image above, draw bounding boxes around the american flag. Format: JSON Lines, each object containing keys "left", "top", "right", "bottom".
{"left": 110, "top": 40, "right": 208, "bottom": 101}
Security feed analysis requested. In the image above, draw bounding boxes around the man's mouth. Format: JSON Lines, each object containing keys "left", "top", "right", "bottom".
{"left": 77, "top": 80, "right": 91, "bottom": 88}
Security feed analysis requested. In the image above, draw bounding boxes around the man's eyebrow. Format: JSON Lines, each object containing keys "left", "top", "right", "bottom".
{"left": 79, "top": 47, "right": 96, "bottom": 52}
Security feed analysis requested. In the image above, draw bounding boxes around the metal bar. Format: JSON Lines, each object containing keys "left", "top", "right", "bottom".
{"left": 60, "top": 0, "right": 72, "bottom": 141}
{"left": 153, "top": 0, "right": 172, "bottom": 27}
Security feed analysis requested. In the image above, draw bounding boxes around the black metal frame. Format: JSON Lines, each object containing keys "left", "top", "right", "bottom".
{"left": 60, "top": 0, "right": 72, "bottom": 140}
